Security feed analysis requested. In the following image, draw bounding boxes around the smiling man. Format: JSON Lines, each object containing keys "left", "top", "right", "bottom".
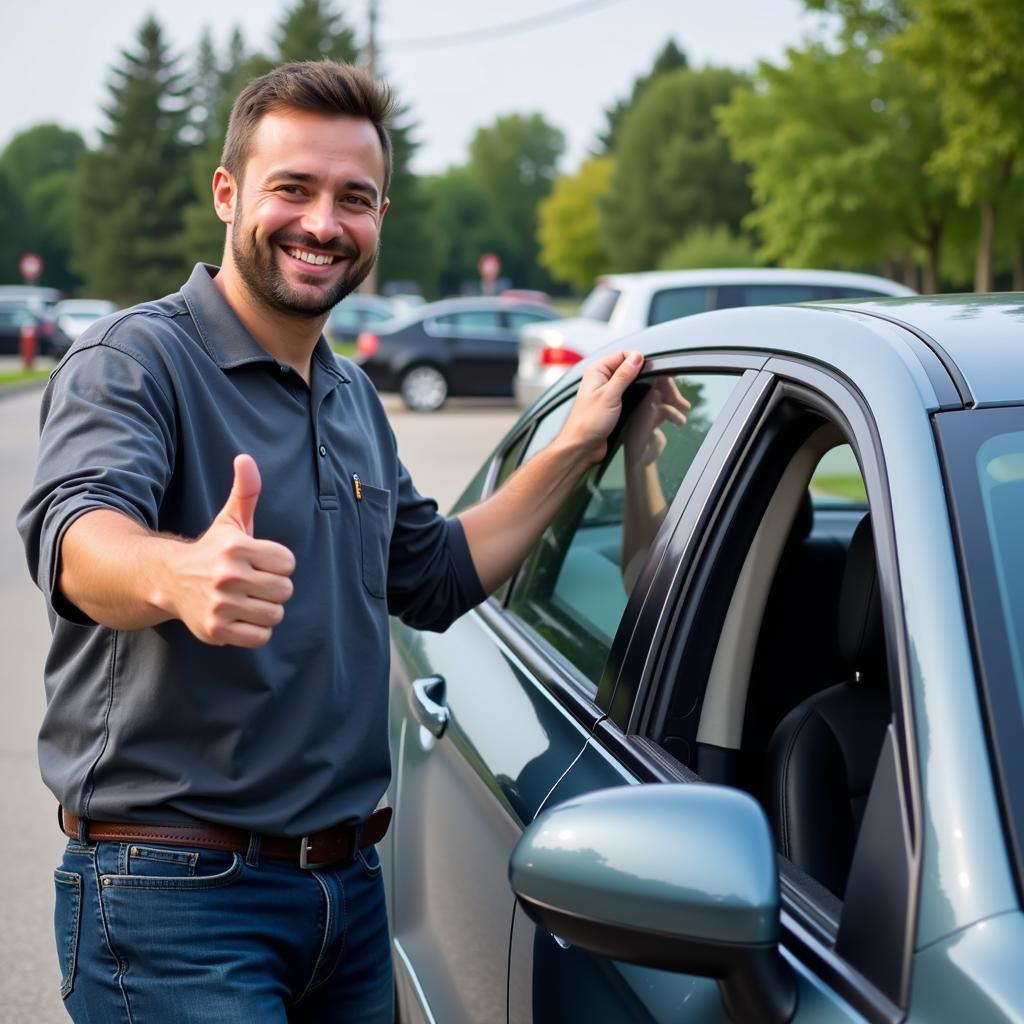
{"left": 18, "top": 61, "right": 642, "bottom": 1023}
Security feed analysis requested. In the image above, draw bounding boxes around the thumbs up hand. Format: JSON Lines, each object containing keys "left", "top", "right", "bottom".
{"left": 166, "top": 455, "right": 296, "bottom": 647}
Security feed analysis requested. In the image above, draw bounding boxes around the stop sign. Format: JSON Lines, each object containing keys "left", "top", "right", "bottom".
{"left": 477, "top": 252, "right": 501, "bottom": 284}
{"left": 19, "top": 252, "right": 43, "bottom": 282}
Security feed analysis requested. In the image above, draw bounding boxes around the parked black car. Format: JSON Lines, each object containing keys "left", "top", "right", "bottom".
{"left": 354, "top": 297, "right": 559, "bottom": 411}
{"left": 0, "top": 298, "right": 72, "bottom": 358}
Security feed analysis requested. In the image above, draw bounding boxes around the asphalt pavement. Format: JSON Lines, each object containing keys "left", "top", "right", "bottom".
{"left": 0, "top": 378, "right": 517, "bottom": 1022}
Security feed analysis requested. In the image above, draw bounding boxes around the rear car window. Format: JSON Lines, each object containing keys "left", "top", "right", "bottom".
{"left": 647, "top": 287, "right": 713, "bottom": 326}
{"left": 579, "top": 286, "right": 621, "bottom": 323}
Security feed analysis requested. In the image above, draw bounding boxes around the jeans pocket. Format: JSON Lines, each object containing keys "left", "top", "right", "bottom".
{"left": 357, "top": 484, "right": 392, "bottom": 599}
{"left": 125, "top": 843, "right": 199, "bottom": 878}
{"left": 356, "top": 844, "right": 382, "bottom": 879}
{"left": 53, "top": 869, "right": 82, "bottom": 999}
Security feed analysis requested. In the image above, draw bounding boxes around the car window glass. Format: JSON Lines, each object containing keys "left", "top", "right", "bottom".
{"left": 579, "top": 286, "right": 621, "bottom": 323}
{"left": 506, "top": 311, "right": 551, "bottom": 329}
{"left": 647, "top": 287, "right": 712, "bottom": 326}
{"left": 735, "top": 285, "right": 822, "bottom": 305}
{"left": 809, "top": 443, "right": 867, "bottom": 507}
{"left": 973, "top": 428, "right": 1024, "bottom": 696}
{"left": 507, "top": 374, "right": 740, "bottom": 690}
{"left": 431, "top": 310, "right": 504, "bottom": 336}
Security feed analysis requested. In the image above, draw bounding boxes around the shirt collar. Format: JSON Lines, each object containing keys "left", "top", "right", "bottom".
{"left": 180, "top": 263, "right": 349, "bottom": 383}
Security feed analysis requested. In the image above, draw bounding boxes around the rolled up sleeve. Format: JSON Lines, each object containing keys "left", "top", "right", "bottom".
{"left": 17, "top": 341, "right": 177, "bottom": 622}
{"left": 385, "top": 458, "right": 486, "bottom": 632}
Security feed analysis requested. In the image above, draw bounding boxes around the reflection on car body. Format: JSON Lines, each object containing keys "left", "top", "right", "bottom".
{"left": 382, "top": 294, "right": 1024, "bottom": 1024}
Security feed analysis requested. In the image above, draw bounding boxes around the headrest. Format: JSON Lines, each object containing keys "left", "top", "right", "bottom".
{"left": 836, "top": 514, "right": 886, "bottom": 682}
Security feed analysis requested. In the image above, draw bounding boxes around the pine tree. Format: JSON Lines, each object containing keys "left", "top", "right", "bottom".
{"left": 178, "top": 25, "right": 261, "bottom": 269}
{"left": 72, "top": 16, "right": 195, "bottom": 304}
{"left": 273, "top": 0, "right": 358, "bottom": 62}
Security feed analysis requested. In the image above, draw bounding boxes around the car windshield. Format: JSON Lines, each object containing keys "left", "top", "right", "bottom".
{"left": 578, "top": 286, "right": 621, "bottom": 323}
{"left": 939, "top": 407, "right": 1024, "bottom": 718}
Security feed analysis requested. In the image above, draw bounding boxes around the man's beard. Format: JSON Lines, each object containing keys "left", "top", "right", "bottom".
{"left": 231, "top": 221, "right": 379, "bottom": 318}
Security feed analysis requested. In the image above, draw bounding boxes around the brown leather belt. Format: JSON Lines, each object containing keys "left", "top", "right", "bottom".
{"left": 60, "top": 806, "right": 392, "bottom": 870}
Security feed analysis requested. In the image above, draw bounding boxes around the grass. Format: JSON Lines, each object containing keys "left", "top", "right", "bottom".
{"left": 811, "top": 474, "right": 868, "bottom": 502}
{"left": 330, "top": 342, "right": 356, "bottom": 360}
{"left": 0, "top": 367, "right": 50, "bottom": 387}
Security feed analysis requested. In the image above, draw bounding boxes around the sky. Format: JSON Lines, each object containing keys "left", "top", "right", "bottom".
{"left": 3, "top": 0, "right": 831, "bottom": 175}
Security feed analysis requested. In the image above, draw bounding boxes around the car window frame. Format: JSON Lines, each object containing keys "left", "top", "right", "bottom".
{"left": 594, "top": 358, "right": 921, "bottom": 1021}
{"left": 469, "top": 351, "right": 769, "bottom": 738}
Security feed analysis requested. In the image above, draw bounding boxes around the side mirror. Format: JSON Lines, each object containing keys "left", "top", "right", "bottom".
{"left": 509, "top": 783, "right": 796, "bottom": 1024}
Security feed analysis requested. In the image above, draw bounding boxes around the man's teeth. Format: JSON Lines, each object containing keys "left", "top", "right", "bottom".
{"left": 287, "top": 248, "right": 336, "bottom": 266}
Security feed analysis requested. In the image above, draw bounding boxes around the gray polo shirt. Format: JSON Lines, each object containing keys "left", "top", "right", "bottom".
{"left": 18, "top": 263, "right": 485, "bottom": 836}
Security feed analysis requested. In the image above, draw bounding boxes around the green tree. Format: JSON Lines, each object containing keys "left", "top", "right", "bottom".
{"left": 658, "top": 225, "right": 758, "bottom": 271}
{"left": 273, "top": 0, "right": 358, "bottom": 63}
{"left": 466, "top": 113, "right": 565, "bottom": 290}
{"left": 537, "top": 156, "right": 614, "bottom": 291}
{"left": 178, "top": 26, "right": 261, "bottom": 269}
{"left": 718, "top": 42, "right": 959, "bottom": 291}
{"left": 375, "top": 116, "right": 439, "bottom": 295}
{"left": 0, "top": 124, "right": 87, "bottom": 291}
{"left": 894, "top": 0, "right": 1024, "bottom": 290}
{"left": 71, "top": 16, "right": 195, "bottom": 304}
{"left": 422, "top": 168, "right": 517, "bottom": 297}
{"left": 0, "top": 167, "right": 30, "bottom": 283}
{"left": 597, "top": 39, "right": 688, "bottom": 153}
{"left": 602, "top": 66, "right": 752, "bottom": 272}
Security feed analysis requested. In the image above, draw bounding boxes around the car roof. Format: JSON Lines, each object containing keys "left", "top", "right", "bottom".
{"left": 595, "top": 267, "right": 916, "bottom": 296}
{"left": 396, "top": 296, "right": 558, "bottom": 321}
{"left": 555, "top": 294, "right": 1024, "bottom": 410}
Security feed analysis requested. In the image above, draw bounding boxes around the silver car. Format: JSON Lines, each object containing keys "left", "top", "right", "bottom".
{"left": 515, "top": 267, "right": 916, "bottom": 406}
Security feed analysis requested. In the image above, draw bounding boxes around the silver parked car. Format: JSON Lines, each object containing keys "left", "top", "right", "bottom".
{"left": 384, "top": 293, "right": 1024, "bottom": 1024}
{"left": 514, "top": 267, "right": 916, "bottom": 406}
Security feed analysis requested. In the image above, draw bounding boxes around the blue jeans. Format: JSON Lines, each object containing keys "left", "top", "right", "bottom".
{"left": 53, "top": 835, "right": 393, "bottom": 1023}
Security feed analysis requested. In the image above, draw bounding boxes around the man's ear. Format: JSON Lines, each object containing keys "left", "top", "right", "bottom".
{"left": 212, "top": 167, "right": 237, "bottom": 226}
{"left": 378, "top": 196, "right": 390, "bottom": 224}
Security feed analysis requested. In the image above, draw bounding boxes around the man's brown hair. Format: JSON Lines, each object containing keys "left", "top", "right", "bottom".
{"left": 221, "top": 60, "right": 395, "bottom": 196}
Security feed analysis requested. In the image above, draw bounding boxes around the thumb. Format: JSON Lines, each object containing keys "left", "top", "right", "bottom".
{"left": 217, "top": 454, "right": 261, "bottom": 536}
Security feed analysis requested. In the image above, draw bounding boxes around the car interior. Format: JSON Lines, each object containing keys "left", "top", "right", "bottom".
{"left": 634, "top": 390, "right": 907, "bottom": 975}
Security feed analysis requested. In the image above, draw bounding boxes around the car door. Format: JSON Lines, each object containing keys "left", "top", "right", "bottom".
{"left": 508, "top": 359, "right": 923, "bottom": 1024}
{"left": 386, "top": 362, "right": 759, "bottom": 1024}
{"left": 427, "top": 309, "right": 512, "bottom": 395}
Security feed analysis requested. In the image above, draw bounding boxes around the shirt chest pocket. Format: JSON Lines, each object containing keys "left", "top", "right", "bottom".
{"left": 357, "top": 483, "right": 392, "bottom": 599}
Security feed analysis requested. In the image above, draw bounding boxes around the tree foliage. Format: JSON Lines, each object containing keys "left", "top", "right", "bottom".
{"left": 597, "top": 39, "right": 688, "bottom": 153}
{"left": 718, "top": 42, "right": 958, "bottom": 291}
{"left": 601, "top": 67, "right": 752, "bottom": 272}
{"left": 273, "top": 0, "right": 358, "bottom": 63}
{"left": 537, "top": 156, "right": 614, "bottom": 291}
{"left": 422, "top": 169, "right": 517, "bottom": 297}
{"left": 466, "top": 113, "right": 565, "bottom": 290}
{"left": 0, "top": 124, "right": 86, "bottom": 290}
{"left": 658, "top": 225, "right": 758, "bottom": 271}
{"left": 894, "top": 0, "right": 1024, "bottom": 289}
{"left": 71, "top": 17, "right": 195, "bottom": 304}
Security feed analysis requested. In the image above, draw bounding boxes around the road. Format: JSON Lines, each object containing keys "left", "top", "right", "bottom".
{"left": 0, "top": 382, "right": 518, "bottom": 1023}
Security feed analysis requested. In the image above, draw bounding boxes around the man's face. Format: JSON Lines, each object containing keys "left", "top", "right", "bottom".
{"left": 224, "top": 110, "right": 389, "bottom": 318}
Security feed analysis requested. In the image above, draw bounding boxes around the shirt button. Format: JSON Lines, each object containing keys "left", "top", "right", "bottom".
{"left": 319, "top": 445, "right": 327, "bottom": 457}
{"left": 278, "top": 363, "right": 288, "bottom": 373}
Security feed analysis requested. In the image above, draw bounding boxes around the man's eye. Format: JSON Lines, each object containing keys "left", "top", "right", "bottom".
{"left": 278, "top": 185, "right": 304, "bottom": 195}
{"left": 342, "top": 195, "right": 371, "bottom": 207}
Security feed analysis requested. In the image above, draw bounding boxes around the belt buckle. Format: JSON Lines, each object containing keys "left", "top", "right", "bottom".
{"left": 299, "top": 835, "right": 332, "bottom": 870}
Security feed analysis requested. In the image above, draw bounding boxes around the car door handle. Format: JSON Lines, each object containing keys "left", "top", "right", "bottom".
{"left": 410, "top": 675, "right": 450, "bottom": 738}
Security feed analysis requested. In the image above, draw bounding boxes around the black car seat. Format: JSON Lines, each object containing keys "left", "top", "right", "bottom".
{"left": 765, "top": 514, "right": 891, "bottom": 898}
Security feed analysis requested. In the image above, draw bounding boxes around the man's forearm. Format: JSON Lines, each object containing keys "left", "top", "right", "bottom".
{"left": 458, "top": 436, "right": 596, "bottom": 594}
{"left": 59, "top": 509, "right": 182, "bottom": 629}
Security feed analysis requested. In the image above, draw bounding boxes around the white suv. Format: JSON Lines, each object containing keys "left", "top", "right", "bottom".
{"left": 514, "top": 267, "right": 916, "bottom": 406}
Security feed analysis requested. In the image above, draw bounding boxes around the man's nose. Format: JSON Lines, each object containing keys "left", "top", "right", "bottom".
{"left": 300, "top": 195, "right": 342, "bottom": 242}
